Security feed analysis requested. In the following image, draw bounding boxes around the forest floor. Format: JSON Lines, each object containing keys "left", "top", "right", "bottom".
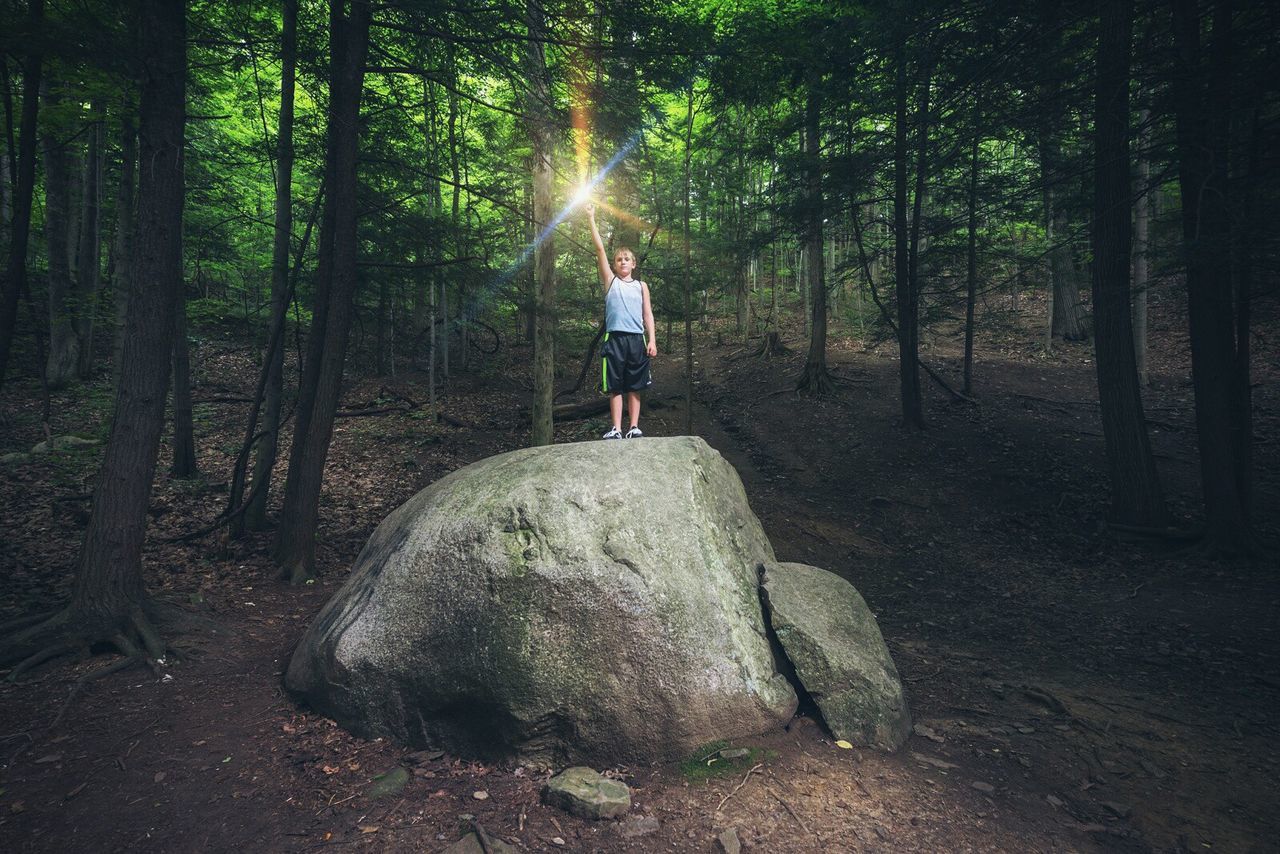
{"left": 0, "top": 292, "right": 1277, "bottom": 854}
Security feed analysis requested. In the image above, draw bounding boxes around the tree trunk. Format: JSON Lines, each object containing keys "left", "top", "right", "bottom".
{"left": 963, "top": 103, "right": 980, "bottom": 396}
{"left": 42, "top": 80, "right": 79, "bottom": 389}
{"left": 74, "top": 101, "right": 104, "bottom": 379}
{"left": 1092, "top": 0, "right": 1168, "bottom": 528}
{"left": 683, "top": 86, "right": 694, "bottom": 436}
{"left": 894, "top": 42, "right": 924, "bottom": 429}
{"left": 274, "top": 0, "right": 370, "bottom": 583}
{"left": 1169, "top": 0, "right": 1251, "bottom": 550}
{"left": 1133, "top": 105, "right": 1151, "bottom": 387}
{"left": 243, "top": 0, "right": 297, "bottom": 533}
{"left": 65, "top": 0, "right": 185, "bottom": 643}
{"left": 171, "top": 282, "right": 198, "bottom": 477}
{"left": 796, "top": 82, "right": 830, "bottom": 395}
{"left": 0, "top": 0, "right": 42, "bottom": 389}
{"left": 111, "top": 101, "right": 137, "bottom": 391}
{"left": 526, "top": 0, "right": 556, "bottom": 447}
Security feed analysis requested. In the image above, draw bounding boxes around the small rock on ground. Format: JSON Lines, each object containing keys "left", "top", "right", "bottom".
{"left": 716, "top": 826, "right": 742, "bottom": 854}
{"left": 617, "top": 815, "right": 661, "bottom": 838}
{"left": 541, "top": 766, "right": 631, "bottom": 820}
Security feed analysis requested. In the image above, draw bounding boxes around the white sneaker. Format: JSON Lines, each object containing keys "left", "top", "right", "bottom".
{"left": 602, "top": 426, "right": 623, "bottom": 440}
{"left": 625, "top": 426, "right": 643, "bottom": 439}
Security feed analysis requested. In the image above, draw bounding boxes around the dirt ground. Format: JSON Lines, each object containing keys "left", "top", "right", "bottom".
{"left": 1, "top": 292, "right": 1277, "bottom": 853}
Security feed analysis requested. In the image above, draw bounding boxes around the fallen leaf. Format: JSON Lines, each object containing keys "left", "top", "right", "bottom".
{"left": 358, "top": 825, "right": 379, "bottom": 833}
{"left": 154, "top": 771, "right": 167, "bottom": 783}
{"left": 834, "top": 740, "right": 854, "bottom": 749}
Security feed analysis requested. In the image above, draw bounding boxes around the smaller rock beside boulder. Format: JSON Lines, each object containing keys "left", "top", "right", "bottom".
{"left": 541, "top": 767, "right": 631, "bottom": 820}
{"left": 760, "top": 561, "right": 911, "bottom": 751}
{"left": 1, "top": 452, "right": 30, "bottom": 466}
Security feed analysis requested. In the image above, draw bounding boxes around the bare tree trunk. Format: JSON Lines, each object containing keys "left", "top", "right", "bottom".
{"left": 274, "top": 0, "right": 370, "bottom": 584}
{"left": 42, "top": 80, "right": 79, "bottom": 389}
{"left": 894, "top": 42, "right": 924, "bottom": 429}
{"left": 963, "top": 103, "right": 980, "bottom": 396}
{"left": 74, "top": 100, "right": 104, "bottom": 379}
{"left": 527, "top": 0, "right": 556, "bottom": 447}
{"left": 56, "top": 0, "right": 184, "bottom": 653}
{"left": 171, "top": 283, "right": 198, "bottom": 477}
{"left": 1133, "top": 105, "right": 1151, "bottom": 387}
{"left": 0, "top": 0, "right": 43, "bottom": 389}
{"left": 243, "top": 0, "right": 297, "bottom": 533}
{"left": 1169, "top": 0, "right": 1251, "bottom": 550}
{"left": 796, "top": 82, "right": 831, "bottom": 395}
{"left": 683, "top": 86, "right": 694, "bottom": 436}
{"left": 1092, "top": 0, "right": 1167, "bottom": 528}
{"left": 112, "top": 101, "right": 137, "bottom": 391}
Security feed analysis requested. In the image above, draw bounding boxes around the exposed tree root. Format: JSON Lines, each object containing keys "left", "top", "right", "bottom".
{"left": 753, "top": 331, "right": 788, "bottom": 360}
{"left": 795, "top": 363, "right": 836, "bottom": 397}
{"left": 1, "top": 595, "right": 219, "bottom": 681}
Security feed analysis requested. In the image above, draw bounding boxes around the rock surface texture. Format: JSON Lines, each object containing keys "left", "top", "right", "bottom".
{"left": 760, "top": 561, "right": 911, "bottom": 750}
{"left": 285, "top": 437, "right": 797, "bottom": 765}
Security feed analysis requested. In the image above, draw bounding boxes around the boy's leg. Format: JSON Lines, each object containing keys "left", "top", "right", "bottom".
{"left": 626, "top": 391, "right": 641, "bottom": 428}
{"left": 610, "top": 393, "right": 623, "bottom": 430}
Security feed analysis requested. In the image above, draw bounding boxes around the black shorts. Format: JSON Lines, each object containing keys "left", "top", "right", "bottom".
{"left": 601, "top": 331, "right": 652, "bottom": 395}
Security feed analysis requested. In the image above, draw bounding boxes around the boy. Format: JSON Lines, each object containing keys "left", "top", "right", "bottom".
{"left": 587, "top": 203, "right": 656, "bottom": 439}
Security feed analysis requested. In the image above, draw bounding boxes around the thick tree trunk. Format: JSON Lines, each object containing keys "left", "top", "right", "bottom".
{"left": 243, "top": 0, "right": 297, "bottom": 533}
{"left": 1133, "top": 106, "right": 1152, "bottom": 387}
{"left": 894, "top": 43, "right": 924, "bottom": 429}
{"left": 1092, "top": 0, "right": 1168, "bottom": 528}
{"left": 274, "top": 0, "right": 370, "bottom": 584}
{"left": 74, "top": 102, "right": 104, "bottom": 379}
{"left": 112, "top": 102, "right": 137, "bottom": 390}
{"left": 42, "top": 81, "right": 79, "bottom": 389}
{"left": 526, "top": 0, "right": 556, "bottom": 447}
{"left": 1169, "top": 0, "right": 1251, "bottom": 550}
{"left": 66, "top": 0, "right": 186, "bottom": 640}
{"left": 796, "top": 83, "right": 831, "bottom": 395}
{"left": 0, "top": 0, "right": 42, "bottom": 389}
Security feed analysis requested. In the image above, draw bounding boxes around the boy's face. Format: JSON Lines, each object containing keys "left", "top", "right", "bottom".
{"left": 613, "top": 252, "right": 635, "bottom": 278}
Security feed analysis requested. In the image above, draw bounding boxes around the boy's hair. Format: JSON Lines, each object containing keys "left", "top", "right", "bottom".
{"left": 613, "top": 246, "right": 636, "bottom": 264}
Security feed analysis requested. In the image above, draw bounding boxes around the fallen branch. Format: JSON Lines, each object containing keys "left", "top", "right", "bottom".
{"left": 767, "top": 786, "right": 812, "bottom": 835}
{"left": 715, "top": 762, "right": 762, "bottom": 811}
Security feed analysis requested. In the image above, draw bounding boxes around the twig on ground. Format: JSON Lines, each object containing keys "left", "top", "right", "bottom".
{"left": 767, "top": 786, "right": 812, "bottom": 835}
{"left": 715, "top": 762, "right": 763, "bottom": 811}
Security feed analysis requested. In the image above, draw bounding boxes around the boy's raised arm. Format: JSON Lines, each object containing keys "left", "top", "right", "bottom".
{"left": 586, "top": 204, "right": 613, "bottom": 289}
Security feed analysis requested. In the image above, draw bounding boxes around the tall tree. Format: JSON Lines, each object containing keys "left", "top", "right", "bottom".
{"left": 242, "top": 0, "right": 299, "bottom": 533}
{"left": 527, "top": 0, "right": 556, "bottom": 447}
{"left": 1169, "top": 0, "right": 1253, "bottom": 550}
{"left": 893, "top": 39, "right": 924, "bottom": 429}
{"left": 0, "top": 0, "right": 43, "bottom": 389}
{"left": 274, "top": 0, "right": 371, "bottom": 584}
{"left": 1091, "top": 0, "right": 1168, "bottom": 527}
{"left": 40, "top": 79, "right": 78, "bottom": 388}
{"left": 74, "top": 99, "right": 104, "bottom": 379}
{"left": 796, "top": 79, "right": 831, "bottom": 395}
{"left": 0, "top": 0, "right": 187, "bottom": 669}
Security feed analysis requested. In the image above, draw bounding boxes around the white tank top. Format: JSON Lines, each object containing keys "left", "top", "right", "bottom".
{"left": 604, "top": 276, "right": 644, "bottom": 333}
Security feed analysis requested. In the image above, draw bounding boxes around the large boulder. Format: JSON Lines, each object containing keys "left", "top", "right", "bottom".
{"left": 760, "top": 561, "right": 910, "bottom": 750}
{"left": 285, "top": 437, "right": 798, "bottom": 765}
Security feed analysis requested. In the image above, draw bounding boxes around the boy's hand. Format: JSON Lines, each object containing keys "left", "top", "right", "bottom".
{"left": 585, "top": 202, "right": 596, "bottom": 219}
{"left": 646, "top": 340, "right": 657, "bottom": 357}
